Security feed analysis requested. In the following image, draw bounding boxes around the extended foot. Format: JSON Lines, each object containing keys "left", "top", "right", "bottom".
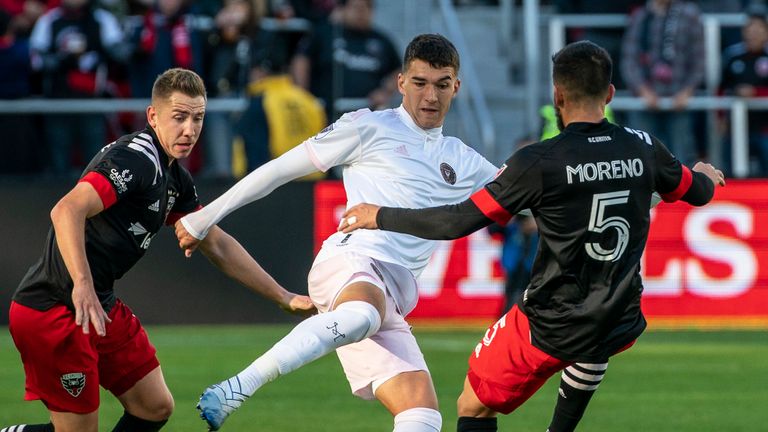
{"left": 197, "top": 378, "right": 248, "bottom": 431}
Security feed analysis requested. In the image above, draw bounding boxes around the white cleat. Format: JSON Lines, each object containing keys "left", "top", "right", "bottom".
{"left": 197, "top": 378, "right": 248, "bottom": 431}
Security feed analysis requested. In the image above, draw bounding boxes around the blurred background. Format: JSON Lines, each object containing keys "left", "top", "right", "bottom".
{"left": 1, "top": 0, "right": 767, "bottom": 327}
{"left": 2, "top": 1, "right": 768, "bottom": 430}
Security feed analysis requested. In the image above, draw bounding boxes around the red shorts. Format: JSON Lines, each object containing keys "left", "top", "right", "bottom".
{"left": 8, "top": 300, "right": 159, "bottom": 413}
{"left": 467, "top": 305, "right": 634, "bottom": 415}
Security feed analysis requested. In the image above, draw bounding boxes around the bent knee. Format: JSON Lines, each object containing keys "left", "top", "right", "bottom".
{"left": 136, "top": 393, "right": 174, "bottom": 421}
{"left": 152, "top": 394, "right": 175, "bottom": 420}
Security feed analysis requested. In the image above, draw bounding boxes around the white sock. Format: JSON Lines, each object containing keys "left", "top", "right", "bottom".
{"left": 235, "top": 300, "right": 381, "bottom": 396}
{"left": 393, "top": 408, "right": 442, "bottom": 432}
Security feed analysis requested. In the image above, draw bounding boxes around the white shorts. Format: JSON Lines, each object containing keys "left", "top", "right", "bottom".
{"left": 307, "top": 252, "right": 429, "bottom": 400}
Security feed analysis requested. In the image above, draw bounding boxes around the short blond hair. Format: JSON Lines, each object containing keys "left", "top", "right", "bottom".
{"left": 151, "top": 68, "right": 207, "bottom": 104}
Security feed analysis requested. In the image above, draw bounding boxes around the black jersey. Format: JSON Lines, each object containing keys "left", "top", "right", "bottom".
{"left": 13, "top": 126, "right": 200, "bottom": 313}
{"left": 377, "top": 119, "right": 714, "bottom": 363}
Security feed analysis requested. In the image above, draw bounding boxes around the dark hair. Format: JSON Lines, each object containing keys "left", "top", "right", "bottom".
{"left": 552, "top": 40, "right": 612, "bottom": 101}
{"left": 151, "top": 68, "right": 207, "bottom": 103}
{"left": 403, "top": 33, "right": 460, "bottom": 73}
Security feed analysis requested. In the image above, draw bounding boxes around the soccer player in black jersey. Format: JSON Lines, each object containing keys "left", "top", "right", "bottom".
{"left": 339, "top": 41, "right": 725, "bottom": 432}
{"left": 4, "top": 69, "right": 314, "bottom": 432}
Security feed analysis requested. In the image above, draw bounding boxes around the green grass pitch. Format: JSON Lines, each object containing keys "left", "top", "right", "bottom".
{"left": 1, "top": 326, "right": 766, "bottom": 431}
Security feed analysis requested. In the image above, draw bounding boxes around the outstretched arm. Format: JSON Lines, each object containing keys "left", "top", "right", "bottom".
{"left": 177, "top": 143, "right": 318, "bottom": 255}
{"left": 197, "top": 225, "right": 316, "bottom": 317}
{"left": 340, "top": 198, "right": 493, "bottom": 240}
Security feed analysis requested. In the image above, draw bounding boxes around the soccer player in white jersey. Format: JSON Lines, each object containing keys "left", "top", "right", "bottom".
{"left": 175, "top": 34, "right": 499, "bottom": 431}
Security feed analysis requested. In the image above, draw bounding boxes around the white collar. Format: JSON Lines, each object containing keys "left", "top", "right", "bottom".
{"left": 396, "top": 105, "right": 443, "bottom": 139}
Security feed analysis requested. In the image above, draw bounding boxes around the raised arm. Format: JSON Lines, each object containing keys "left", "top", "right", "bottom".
{"left": 197, "top": 226, "right": 315, "bottom": 316}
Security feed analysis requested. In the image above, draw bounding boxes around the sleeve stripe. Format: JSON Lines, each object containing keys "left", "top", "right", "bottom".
{"left": 79, "top": 171, "right": 117, "bottom": 209}
{"left": 660, "top": 165, "right": 693, "bottom": 202}
{"left": 470, "top": 188, "right": 512, "bottom": 225}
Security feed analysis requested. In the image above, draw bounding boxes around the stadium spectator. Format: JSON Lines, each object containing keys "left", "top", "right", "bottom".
{"left": 553, "top": 0, "right": 644, "bottom": 90}
{"left": 0, "top": 8, "right": 41, "bottom": 174}
{"left": 3, "top": 68, "right": 314, "bottom": 432}
{"left": 719, "top": 5, "right": 768, "bottom": 177}
{"left": 235, "top": 34, "right": 326, "bottom": 175}
{"left": 339, "top": 40, "right": 725, "bottom": 432}
{"left": 200, "top": 0, "right": 264, "bottom": 178}
{"left": 621, "top": 0, "right": 705, "bottom": 166}
{"left": 125, "top": 0, "right": 205, "bottom": 99}
{"left": 176, "top": 34, "right": 498, "bottom": 432}
{"left": 29, "top": 0, "right": 128, "bottom": 177}
{"left": 290, "top": 0, "right": 401, "bottom": 122}
{"left": 0, "top": 0, "right": 49, "bottom": 37}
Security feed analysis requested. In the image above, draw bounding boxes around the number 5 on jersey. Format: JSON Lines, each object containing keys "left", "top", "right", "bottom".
{"left": 585, "top": 190, "right": 630, "bottom": 262}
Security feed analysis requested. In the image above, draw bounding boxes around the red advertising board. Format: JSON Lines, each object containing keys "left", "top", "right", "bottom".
{"left": 314, "top": 180, "right": 768, "bottom": 323}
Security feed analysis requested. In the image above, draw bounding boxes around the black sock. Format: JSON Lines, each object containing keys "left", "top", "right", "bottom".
{"left": 547, "top": 363, "right": 607, "bottom": 432}
{"left": 111, "top": 411, "right": 168, "bottom": 432}
{"left": 457, "top": 416, "right": 497, "bottom": 432}
{"left": 1, "top": 424, "right": 54, "bottom": 432}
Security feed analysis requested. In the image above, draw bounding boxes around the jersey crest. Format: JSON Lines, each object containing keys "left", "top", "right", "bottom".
{"left": 61, "top": 372, "right": 86, "bottom": 397}
{"left": 440, "top": 162, "right": 456, "bottom": 185}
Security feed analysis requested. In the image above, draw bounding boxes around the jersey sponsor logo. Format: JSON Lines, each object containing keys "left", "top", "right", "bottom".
{"left": 60, "top": 372, "right": 86, "bottom": 398}
{"left": 109, "top": 168, "right": 133, "bottom": 193}
{"left": 566, "top": 159, "right": 644, "bottom": 184}
{"left": 440, "top": 162, "right": 457, "bottom": 185}
{"left": 129, "top": 222, "right": 154, "bottom": 249}
{"left": 148, "top": 200, "right": 160, "bottom": 212}
{"left": 128, "top": 222, "right": 147, "bottom": 236}
{"left": 394, "top": 144, "right": 409, "bottom": 156}
{"left": 587, "top": 136, "right": 612, "bottom": 143}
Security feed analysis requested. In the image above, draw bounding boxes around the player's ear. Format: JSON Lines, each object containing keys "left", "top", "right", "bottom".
{"left": 397, "top": 72, "right": 406, "bottom": 96}
{"left": 553, "top": 84, "right": 565, "bottom": 108}
{"left": 605, "top": 84, "right": 615, "bottom": 105}
{"left": 454, "top": 77, "right": 461, "bottom": 95}
{"left": 146, "top": 105, "right": 157, "bottom": 129}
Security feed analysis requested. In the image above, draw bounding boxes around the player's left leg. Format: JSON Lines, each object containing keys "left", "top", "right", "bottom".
{"left": 375, "top": 371, "right": 442, "bottom": 432}
{"left": 546, "top": 340, "right": 635, "bottom": 432}
{"left": 98, "top": 301, "right": 171, "bottom": 431}
{"left": 545, "top": 362, "right": 608, "bottom": 432}
{"left": 112, "top": 366, "right": 173, "bottom": 431}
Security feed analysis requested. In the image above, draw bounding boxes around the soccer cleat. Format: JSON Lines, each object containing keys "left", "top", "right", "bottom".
{"left": 197, "top": 378, "right": 248, "bottom": 431}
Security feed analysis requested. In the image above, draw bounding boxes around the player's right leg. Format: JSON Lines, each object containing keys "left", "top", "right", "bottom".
{"left": 7, "top": 302, "right": 103, "bottom": 432}
{"left": 457, "top": 305, "right": 569, "bottom": 432}
{"left": 198, "top": 253, "right": 386, "bottom": 430}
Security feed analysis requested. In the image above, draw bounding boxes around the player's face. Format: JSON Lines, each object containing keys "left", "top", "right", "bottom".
{"left": 398, "top": 59, "right": 460, "bottom": 129}
{"left": 147, "top": 92, "right": 206, "bottom": 162}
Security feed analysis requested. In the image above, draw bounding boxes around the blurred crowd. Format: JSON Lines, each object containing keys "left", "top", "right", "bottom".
{"left": 1, "top": 0, "right": 768, "bottom": 178}
{"left": 558, "top": 0, "right": 768, "bottom": 177}
{"left": 0, "top": 0, "right": 400, "bottom": 178}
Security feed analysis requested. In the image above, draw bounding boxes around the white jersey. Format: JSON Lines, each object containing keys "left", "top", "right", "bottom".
{"left": 310, "top": 106, "right": 498, "bottom": 277}
{"left": 180, "top": 105, "right": 498, "bottom": 307}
